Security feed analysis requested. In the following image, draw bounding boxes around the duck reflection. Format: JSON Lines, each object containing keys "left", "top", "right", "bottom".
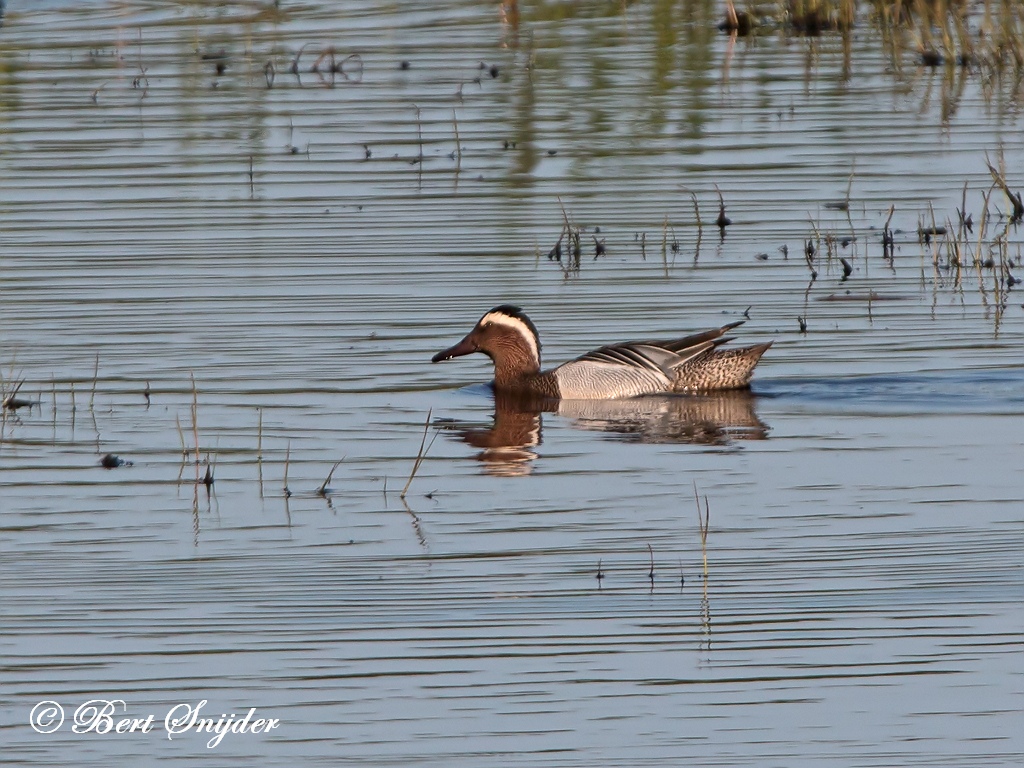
{"left": 436, "top": 388, "right": 768, "bottom": 476}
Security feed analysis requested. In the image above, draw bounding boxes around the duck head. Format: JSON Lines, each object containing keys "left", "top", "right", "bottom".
{"left": 432, "top": 305, "right": 542, "bottom": 385}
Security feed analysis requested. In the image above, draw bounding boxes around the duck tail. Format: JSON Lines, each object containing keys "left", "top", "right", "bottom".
{"left": 671, "top": 342, "right": 772, "bottom": 392}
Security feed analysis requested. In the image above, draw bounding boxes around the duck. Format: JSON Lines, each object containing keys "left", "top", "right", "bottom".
{"left": 431, "top": 305, "right": 771, "bottom": 399}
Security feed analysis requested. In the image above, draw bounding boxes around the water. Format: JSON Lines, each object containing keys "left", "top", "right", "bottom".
{"left": 1, "top": 1, "right": 1022, "bottom": 765}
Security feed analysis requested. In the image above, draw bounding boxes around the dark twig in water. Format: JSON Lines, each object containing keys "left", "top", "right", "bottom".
{"left": 957, "top": 182, "right": 973, "bottom": 236}
{"left": 2, "top": 379, "right": 39, "bottom": 413}
{"left": 283, "top": 441, "right": 292, "bottom": 498}
{"left": 289, "top": 44, "right": 307, "bottom": 75}
{"left": 413, "top": 104, "right": 424, "bottom": 163}
{"left": 804, "top": 238, "right": 817, "bottom": 281}
{"left": 175, "top": 413, "right": 187, "bottom": 465}
{"left": 924, "top": 203, "right": 942, "bottom": 275}
{"left": 688, "top": 191, "right": 704, "bottom": 263}
{"left": 694, "top": 482, "right": 710, "bottom": 580}
{"left": 90, "top": 352, "right": 100, "bottom": 413}
{"left": 661, "top": 217, "right": 680, "bottom": 263}
{"left": 825, "top": 168, "right": 854, "bottom": 211}
{"left": 661, "top": 216, "right": 670, "bottom": 271}
{"left": 986, "top": 155, "right": 1024, "bottom": 224}
{"left": 318, "top": 457, "right": 345, "bottom": 497}
{"left": 401, "top": 409, "right": 436, "bottom": 500}
{"left": 683, "top": 190, "right": 703, "bottom": 231}
{"left": 882, "top": 205, "right": 896, "bottom": 261}
{"left": 547, "top": 232, "right": 564, "bottom": 263}
{"left": 256, "top": 408, "right": 264, "bottom": 462}
{"left": 190, "top": 372, "right": 200, "bottom": 474}
{"left": 188, "top": 373, "right": 207, "bottom": 488}
{"left": 714, "top": 184, "right": 731, "bottom": 231}
{"left": 452, "top": 110, "right": 462, "bottom": 166}
{"left": 203, "top": 454, "right": 215, "bottom": 489}
{"left": 647, "top": 543, "right": 655, "bottom": 585}
{"left": 555, "top": 197, "right": 582, "bottom": 276}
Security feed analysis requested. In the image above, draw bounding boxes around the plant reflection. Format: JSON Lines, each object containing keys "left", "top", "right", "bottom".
{"left": 436, "top": 388, "right": 768, "bottom": 476}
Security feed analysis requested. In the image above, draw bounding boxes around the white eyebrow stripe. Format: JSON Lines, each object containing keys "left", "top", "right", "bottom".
{"left": 481, "top": 311, "right": 541, "bottom": 365}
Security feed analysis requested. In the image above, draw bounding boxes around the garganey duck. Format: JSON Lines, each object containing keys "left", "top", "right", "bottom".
{"left": 431, "top": 305, "right": 771, "bottom": 399}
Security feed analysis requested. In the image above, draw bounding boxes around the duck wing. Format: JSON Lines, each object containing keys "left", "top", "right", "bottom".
{"left": 649, "top": 321, "right": 744, "bottom": 354}
{"left": 548, "top": 339, "right": 715, "bottom": 399}
{"left": 575, "top": 340, "right": 716, "bottom": 372}
{"left": 576, "top": 322, "right": 743, "bottom": 368}
{"left": 548, "top": 324, "right": 746, "bottom": 399}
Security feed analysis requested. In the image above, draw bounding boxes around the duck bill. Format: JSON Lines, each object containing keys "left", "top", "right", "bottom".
{"left": 431, "top": 335, "right": 477, "bottom": 363}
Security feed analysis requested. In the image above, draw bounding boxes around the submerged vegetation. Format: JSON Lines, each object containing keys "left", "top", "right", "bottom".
{"left": 714, "top": 0, "right": 1024, "bottom": 76}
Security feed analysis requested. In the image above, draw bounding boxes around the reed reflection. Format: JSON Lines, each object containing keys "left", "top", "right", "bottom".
{"left": 437, "top": 388, "right": 768, "bottom": 476}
